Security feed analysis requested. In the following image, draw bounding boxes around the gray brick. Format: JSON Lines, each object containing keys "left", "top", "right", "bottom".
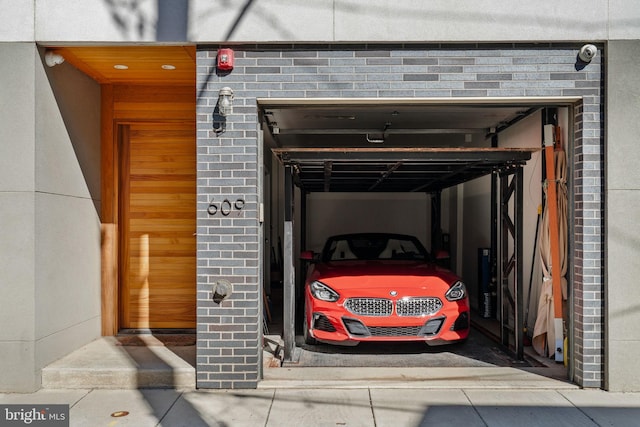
{"left": 268, "top": 90, "right": 307, "bottom": 97}
{"left": 439, "top": 58, "right": 475, "bottom": 65}
{"left": 465, "top": 81, "right": 500, "bottom": 89}
{"left": 403, "top": 58, "right": 439, "bottom": 65}
{"left": 428, "top": 65, "right": 465, "bottom": 73}
{"left": 391, "top": 65, "right": 428, "bottom": 73}
{"left": 366, "top": 58, "right": 402, "bottom": 65}
{"left": 379, "top": 90, "right": 415, "bottom": 97}
{"left": 331, "top": 73, "right": 366, "bottom": 82}
{"left": 244, "top": 50, "right": 279, "bottom": 58}
{"left": 452, "top": 89, "right": 488, "bottom": 97}
{"left": 318, "top": 82, "right": 353, "bottom": 90}
{"left": 551, "top": 72, "right": 586, "bottom": 80}
{"left": 294, "top": 58, "right": 329, "bottom": 66}
{"left": 354, "top": 82, "right": 391, "bottom": 90}
{"left": 415, "top": 90, "right": 453, "bottom": 97}
{"left": 367, "top": 73, "right": 403, "bottom": 81}
{"left": 355, "top": 50, "right": 391, "bottom": 57}
{"left": 525, "top": 88, "right": 563, "bottom": 96}
{"left": 487, "top": 89, "right": 526, "bottom": 97}
{"left": 282, "top": 66, "right": 318, "bottom": 74}
{"left": 440, "top": 74, "right": 469, "bottom": 81}
{"left": 477, "top": 73, "right": 513, "bottom": 81}
{"left": 476, "top": 57, "right": 512, "bottom": 65}
{"left": 318, "top": 50, "right": 354, "bottom": 58}
{"left": 340, "top": 90, "right": 379, "bottom": 97}
{"left": 260, "top": 74, "right": 293, "bottom": 82}
{"left": 355, "top": 65, "right": 391, "bottom": 73}
{"left": 403, "top": 74, "right": 439, "bottom": 81}
{"left": 294, "top": 74, "right": 330, "bottom": 82}
{"left": 463, "top": 65, "right": 502, "bottom": 73}
{"left": 330, "top": 58, "right": 366, "bottom": 66}
{"left": 197, "top": 44, "right": 604, "bottom": 390}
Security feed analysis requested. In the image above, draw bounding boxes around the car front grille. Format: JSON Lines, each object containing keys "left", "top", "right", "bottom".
{"left": 396, "top": 297, "right": 442, "bottom": 316}
{"left": 344, "top": 298, "right": 393, "bottom": 316}
{"left": 368, "top": 326, "right": 422, "bottom": 337}
{"left": 344, "top": 297, "right": 442, "bottom": 317}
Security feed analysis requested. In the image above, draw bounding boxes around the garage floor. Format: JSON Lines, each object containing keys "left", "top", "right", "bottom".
{"left": 287, "top": 326, "right": 531, "bottom": 368}
{"left": 265, "top": 288, "right": 567, "bottom": 382}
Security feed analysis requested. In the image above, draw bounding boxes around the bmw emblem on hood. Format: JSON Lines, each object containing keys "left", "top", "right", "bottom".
{"left": 390, "top": 290, "right": 398, "bottom": 296}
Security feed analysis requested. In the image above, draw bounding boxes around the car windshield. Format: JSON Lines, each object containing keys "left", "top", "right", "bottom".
{"left": 323, "top": 234, "right": 429, "bottom": 261}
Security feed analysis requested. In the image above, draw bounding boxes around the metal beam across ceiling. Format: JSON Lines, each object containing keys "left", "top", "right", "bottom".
{"left": 258, "top": 98, "right": 574, "bottom": 194}
{"left": 272, "top": 147, "right": 537, "bottom": 193}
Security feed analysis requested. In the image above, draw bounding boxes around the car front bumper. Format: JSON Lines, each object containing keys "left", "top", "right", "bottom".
{"left": 307, "top": 298, "right": 470, "bottom": 346}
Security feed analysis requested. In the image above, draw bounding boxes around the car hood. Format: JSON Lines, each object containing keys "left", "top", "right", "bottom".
{"left": 308, "top": 260, "right": 461, "bottom": 293}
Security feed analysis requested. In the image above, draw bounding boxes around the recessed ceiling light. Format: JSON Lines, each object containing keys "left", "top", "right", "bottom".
{"left": 161, "top": 64, "right": 176, "bottom": 70}
{"left": 113, "top": 64, "right": 128, "bottom": 70}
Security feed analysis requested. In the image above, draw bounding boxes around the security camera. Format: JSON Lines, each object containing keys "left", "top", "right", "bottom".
{"left": 44, "top": 50, "right": 65, "bottom": 67}
{"left": 578, "top": 44, "right": 597, "bottom": 63}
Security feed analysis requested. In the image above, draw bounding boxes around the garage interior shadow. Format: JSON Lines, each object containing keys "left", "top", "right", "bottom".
{"left": 263, "top": 284, "right": 568, "bottom": 382}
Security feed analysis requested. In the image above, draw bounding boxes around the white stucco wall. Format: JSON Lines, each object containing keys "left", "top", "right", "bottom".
{"left": 459, "top": 111, "right": 548, "bottom": 315}
{"left": 0, "top": 44, "right": 102, "bottom": 392}
{"left": 460, "top": 172, "right": 492, "bottom": 310}
{"left": 0, "top": 1, "right": 638, "bottom": 43}
{"left": 0, "top": 43, "right": 38, "bottom": 392}
{"left": 0, "top": 0, "right": 34, "bottom": 41}
{"left": 305, "top": 193, "right": 430, "bottom": 253}
{"left": 34, "top": 49, "right": 102, "bottom": 376}
{"left": 605, "top": 40, "right": 640, "bottom": 392}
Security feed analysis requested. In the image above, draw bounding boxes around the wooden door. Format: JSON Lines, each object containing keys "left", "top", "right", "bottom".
{"left": 120, "top": 121, "right": 196, "bottom": 329}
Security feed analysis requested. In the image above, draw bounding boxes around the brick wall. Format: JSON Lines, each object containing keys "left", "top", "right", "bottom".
{"left": 196, "top": 44, "right": 604, "bottom": 389}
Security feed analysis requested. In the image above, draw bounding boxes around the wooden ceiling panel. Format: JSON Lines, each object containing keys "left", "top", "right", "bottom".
{"left": 53, "top": 46, "right": 196, "bottom": 85}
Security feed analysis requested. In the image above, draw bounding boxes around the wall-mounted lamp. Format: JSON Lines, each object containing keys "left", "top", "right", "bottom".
{"left": 45, "top": 50, "right": 65, "bottom": 67}
{"left": 218, "top": 87, "right": 234, "bottom": 116}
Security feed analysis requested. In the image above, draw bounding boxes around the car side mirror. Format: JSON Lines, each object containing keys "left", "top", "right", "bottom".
{"left": 300, "top": 250, "right": 316, "bottom": 261}
{"left": 434, "top": 249, "right": 450, "bottom": 260}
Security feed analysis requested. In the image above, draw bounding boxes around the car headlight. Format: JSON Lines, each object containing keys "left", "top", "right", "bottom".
{"left": 309, "top": 281, "right": 340, "bottom": 302}
{"left": 445, "top": 281, "right": 466, "bottom": 302}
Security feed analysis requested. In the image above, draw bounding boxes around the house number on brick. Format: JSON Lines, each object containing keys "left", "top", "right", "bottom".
{"left": 207, "top": 198, "right": 245, "bottom": 216}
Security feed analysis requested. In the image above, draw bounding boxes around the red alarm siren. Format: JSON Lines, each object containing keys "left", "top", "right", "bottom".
{"left": 217, "top": 48, "right": 234, "bottom": 71}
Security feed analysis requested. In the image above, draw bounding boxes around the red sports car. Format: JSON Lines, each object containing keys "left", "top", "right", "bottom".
{"left": 301, "top": 233, "right": 470, "bottom": 346}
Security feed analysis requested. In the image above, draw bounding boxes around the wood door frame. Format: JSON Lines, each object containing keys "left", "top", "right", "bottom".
{"left": 101, "top": 83, "right": 196, "bottom": 335}
{"left": 101, "top": 118, "right": 130, "bottom": 335}
{"left": 117, "top": 123, "right": 131, "bottom": 329}
{"left": 102, "top": 116, "right": 197, "bottom": 334}
{"left": 101, "top": 84, "right": 118, "bottom": 336}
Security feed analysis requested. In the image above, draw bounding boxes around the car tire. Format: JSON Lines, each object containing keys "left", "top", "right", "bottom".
{"left": 303, "top": 312, "right": 317, "bottom": 345}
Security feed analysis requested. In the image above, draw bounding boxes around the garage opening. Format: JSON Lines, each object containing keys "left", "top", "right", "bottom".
{"left": 259, "top": 98, "right": 574, "bottom": 380}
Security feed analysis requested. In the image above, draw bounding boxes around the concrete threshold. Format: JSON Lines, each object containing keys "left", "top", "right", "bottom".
{"left": 42, "top": 335, "right": 576, "bottom": 391}
{"left": 42, "top": 336, "right": 196, "bottom": 390}
{"left": 260, "top": 366, "right": 578, "bottom": 389}
{"left": 260, "top": 335, "right": 576, "bottom": 390}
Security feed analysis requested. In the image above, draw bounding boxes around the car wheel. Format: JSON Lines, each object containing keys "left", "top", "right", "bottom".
{"left": 303, "top": 312, "right": 317, "bottom": 345}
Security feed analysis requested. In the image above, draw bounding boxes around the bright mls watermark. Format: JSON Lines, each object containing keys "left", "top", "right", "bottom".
{"left": 0, "top": 405, "right": 69, "bottom": 426}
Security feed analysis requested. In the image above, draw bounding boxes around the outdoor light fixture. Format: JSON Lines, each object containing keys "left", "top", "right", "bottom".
{"left": 218, "top": 87, "right": 234, "bottom": 116}
{"left": 44, "top": 50, "right": 65, "bottom": 67}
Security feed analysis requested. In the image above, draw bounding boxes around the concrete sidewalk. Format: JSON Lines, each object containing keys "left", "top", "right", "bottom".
{"left": 2, "top": 387, "right": 640, "bottom": 426}
{"left": 9, "top": 335, "right": 640, "bottom": 426}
